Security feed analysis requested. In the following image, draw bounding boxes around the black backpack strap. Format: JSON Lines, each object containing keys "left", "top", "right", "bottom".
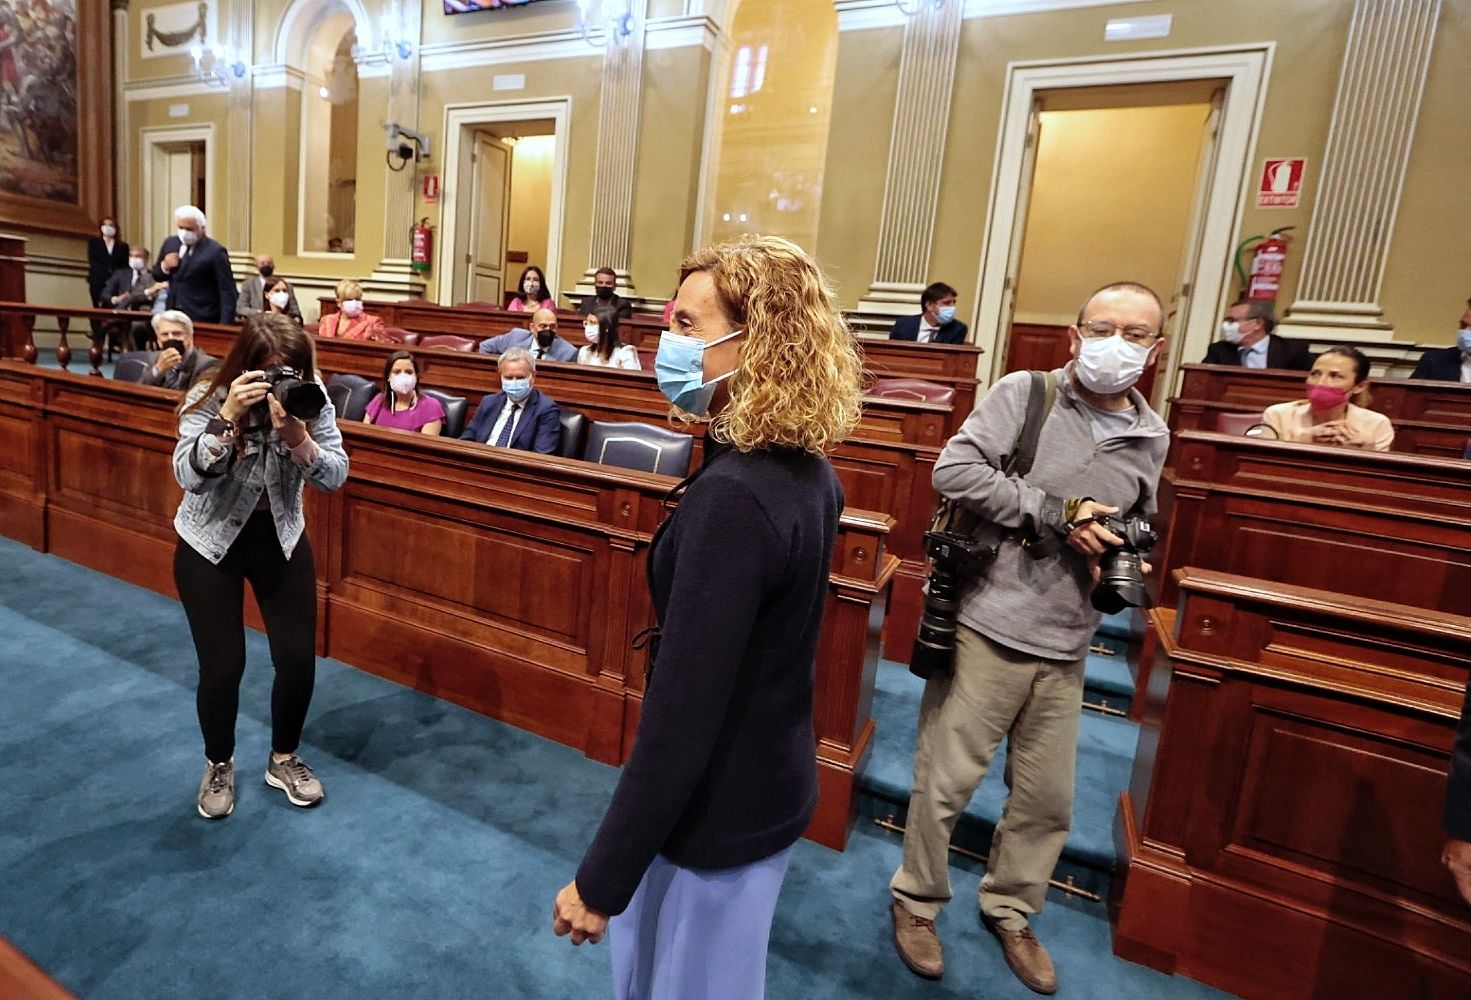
{"left": 1003, "top": 370, "right": 1057, "bottom": 477}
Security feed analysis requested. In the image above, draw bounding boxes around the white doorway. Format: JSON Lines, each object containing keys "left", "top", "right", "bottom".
{"left": 140, "top": 125, "right": 215, "bottom": 258}
{"left": 440, "top": 99, "right": 571, "bottom": 307}
{"left": 972, "top": 47, "right": 1273, "bottom": 398}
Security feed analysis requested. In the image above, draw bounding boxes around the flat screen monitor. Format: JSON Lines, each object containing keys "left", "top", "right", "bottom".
{"left": 444, "top": 0, "right": 543, "bottom": 15}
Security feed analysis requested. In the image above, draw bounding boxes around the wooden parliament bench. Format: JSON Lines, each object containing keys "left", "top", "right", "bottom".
{"left": 1168, "top": 363, "right": 1471, "bottom": 460}
{"left": 0, "top": 361, "right": 899, "bottom": 850}
{"left": 1113, "top": 569, "right": 1471, "bottom": 999}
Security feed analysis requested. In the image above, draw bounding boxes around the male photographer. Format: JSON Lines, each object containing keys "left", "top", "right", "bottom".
{"left": 889, "top": 281, "right": 1169, "bottom": 994}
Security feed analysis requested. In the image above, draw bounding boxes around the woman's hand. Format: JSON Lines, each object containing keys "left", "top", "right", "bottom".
{"left": 552, "top": 881, "right": 608, "bottom": 945}
{"left": 267, "top": 394, "right": 309, "bottom": 448}
{"left": 219, "top": 370, "right": 269, "bottom": 424}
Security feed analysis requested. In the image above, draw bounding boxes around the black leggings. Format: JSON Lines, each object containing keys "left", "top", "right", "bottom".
{"left": 174, "top": 511, "right": 317, "bottom": 763}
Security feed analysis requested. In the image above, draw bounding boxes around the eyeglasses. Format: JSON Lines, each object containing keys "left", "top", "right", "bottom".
{"left": 532, "top": 324, "right": 557, "bottom": 333}
{"left": 1078, "top": 320, "right": 1159, "bottom": 345}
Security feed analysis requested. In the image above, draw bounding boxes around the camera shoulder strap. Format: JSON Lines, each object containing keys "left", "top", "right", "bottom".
{"left": 1002, "top": 369, "right": 1057, "bottom": 478}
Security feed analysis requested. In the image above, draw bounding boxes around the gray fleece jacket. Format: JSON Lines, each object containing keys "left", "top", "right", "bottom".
{"left": 932, "top": 364, "right": 1169, "bottom": 660}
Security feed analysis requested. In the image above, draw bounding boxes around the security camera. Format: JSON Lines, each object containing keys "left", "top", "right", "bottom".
{"left": 385, "top": 123, "right": 431, "bottom": 161}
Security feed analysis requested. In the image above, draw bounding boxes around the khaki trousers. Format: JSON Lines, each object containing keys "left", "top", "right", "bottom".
{"left": 889, "top": 625, "right": 1085, "bottom": 930}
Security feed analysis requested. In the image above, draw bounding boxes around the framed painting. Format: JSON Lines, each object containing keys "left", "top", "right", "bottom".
{"left": 0, "top": 0, "right": 113, "bottom": 236}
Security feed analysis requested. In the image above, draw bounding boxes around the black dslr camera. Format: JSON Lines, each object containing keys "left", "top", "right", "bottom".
{"left": 262, "top": 364, "right": 327, "bottom": 421}
{"left": 909, "top": 506, "right": 998, "bottom": 681}
{"left": 1090, "top": 515, "right": 1157, "bottom": 614}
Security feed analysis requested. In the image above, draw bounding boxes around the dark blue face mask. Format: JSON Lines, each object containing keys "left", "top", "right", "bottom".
{"left": 653, "top": 328, "right": 743, "bottom": 416}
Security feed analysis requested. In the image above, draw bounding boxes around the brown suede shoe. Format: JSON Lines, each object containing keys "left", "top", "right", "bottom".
{"left": 983, "top": 915, "right": 1057, "bottom": 994}
{"left": 891, "top": 901, "right": 944, "bottom": 979}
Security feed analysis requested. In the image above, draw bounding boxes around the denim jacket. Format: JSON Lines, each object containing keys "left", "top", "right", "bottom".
{"left": 173, "top": 381, "right": 349, "bottom": 563}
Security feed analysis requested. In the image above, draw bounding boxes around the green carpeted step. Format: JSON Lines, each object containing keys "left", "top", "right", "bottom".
{"left": 859, "top": 657, "right": 1139, "bottom": 899}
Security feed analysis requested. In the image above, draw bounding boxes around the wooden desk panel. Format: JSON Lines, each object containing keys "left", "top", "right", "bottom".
{"left": 0, "top": 362, "right": 898, "bottom": 850}
{"left": 1113, "top": 571, "right": 1471, "bottom": 999}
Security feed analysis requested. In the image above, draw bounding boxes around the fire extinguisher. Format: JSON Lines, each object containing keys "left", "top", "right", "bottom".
{"left": 1233, "top": 226, "right": 1294, "bottom": 302}
{"left": 411, "top": 218, "right": 433, "bottom": 274}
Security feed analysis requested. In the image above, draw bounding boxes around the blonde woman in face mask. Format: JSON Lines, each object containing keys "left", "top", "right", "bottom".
{"left": 576, "top": 305, "right": 641, "bottom": 370}
{"left": 319, "top": 279, "right": 387, "bottom": 341}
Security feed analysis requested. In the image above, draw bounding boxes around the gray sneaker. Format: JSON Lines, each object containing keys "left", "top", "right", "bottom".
{"left": 265, "top": 754, "right": 325, "bottom": 807}
{"left": 197, "top": 758, "right": 235, "bottom": 819}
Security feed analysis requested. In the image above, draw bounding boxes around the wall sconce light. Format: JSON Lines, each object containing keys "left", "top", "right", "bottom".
{"left": 381, "top": 3, "right": 415, "bottom": 60}
{"left": 190, "top": 43, "right": 248, "bottom": 87}
{"left": 577, "top": 0, "right": 636, "bottom": 49}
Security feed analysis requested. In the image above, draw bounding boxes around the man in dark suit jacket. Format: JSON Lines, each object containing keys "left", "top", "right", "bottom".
{"left": 87, "top": 215, "right": 130, "bottom": 307}
{"left": 1202, "top": 299, "right": 1313, "bottom": 370}
{"left": 1411, "top": 299, "right": 1471, "bottom": 382}
{"left": 151, "top": 205, "right": 238, "bottom": 325}
{"left": 1445, "top": 680, "right": 1471, "bottom": 906}
{"left": 889, "top": 281, "right": 968, "bottom": 344}
{"left": 577, "top": 267, "right": 635, "bottom": 320}
{"left": 141, "top": 310, "right": 218, "bottom": 390}
{"left": 100, "top": 247, "right": 163, "bottom": 352}
{"left": 460, "top": 347, "right": 562, "bottom": 454}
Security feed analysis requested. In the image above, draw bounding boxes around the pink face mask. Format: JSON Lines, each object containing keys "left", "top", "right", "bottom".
{"left": 1305, "top": 384, "right": 1349, "bottom": 411}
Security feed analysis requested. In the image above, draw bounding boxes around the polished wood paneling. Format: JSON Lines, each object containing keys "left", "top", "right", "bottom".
{"left": 0, "top": 935, "right": 73, "bottom": 1000}
{"left": 1168, "top": 364, "right": 1471, "bottom": 459}
{"left": 1113, "top": 570, "right": 1471, "bottom": 1000}
{"left": 0, "top": 361, "right": 899, "bottom": 850}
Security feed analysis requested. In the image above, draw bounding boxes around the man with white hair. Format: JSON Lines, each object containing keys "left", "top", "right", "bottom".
{"left": 142, "top": 309, "right": 218, "bottom": 390}
{"left": 151, "top": 205, "right": 238, "bottom": 325}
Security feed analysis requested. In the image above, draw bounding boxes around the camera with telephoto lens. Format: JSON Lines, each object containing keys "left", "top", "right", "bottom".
{"left": 262, "top": 364, "right": 327, "bottom": 421}
{"left": 909, "top": 525, "right": 998, "bottom": 681}
{"left": 1090, "top": 515, "right": 1157, "bottom": 614}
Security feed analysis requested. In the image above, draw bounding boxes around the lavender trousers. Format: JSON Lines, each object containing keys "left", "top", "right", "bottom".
{"left": 610, "top": 844, "right": 795, "bottom": 1000}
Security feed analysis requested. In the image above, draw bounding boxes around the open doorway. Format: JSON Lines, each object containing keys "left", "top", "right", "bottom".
{"left": 440, "top": 100, "right": 569, "bottom": 308}
{"left": 972, "top": 47, "right": 1272, "bottom": 403}
{"left": 1001, "top": 81, "right": 1224, "bottom": 400}
{"left": 141, "top": 126, "right": 213, "bottom": 258}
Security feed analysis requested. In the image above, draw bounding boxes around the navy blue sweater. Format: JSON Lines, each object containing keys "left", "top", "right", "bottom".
{"left": 575, "top": 445, "right": 844, "bottom": 916}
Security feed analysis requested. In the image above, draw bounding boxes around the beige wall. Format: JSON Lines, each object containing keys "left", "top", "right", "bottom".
{"left": 506, "top": 135, "right": 554, "bottom": 274}
{"left": 1015, "top": 104, "right": 1209, "bottom": 325}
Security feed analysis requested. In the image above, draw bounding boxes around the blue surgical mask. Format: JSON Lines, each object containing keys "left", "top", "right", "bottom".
{"left": 502, "top": 377, "right": 531, "bottom": 402}
{"left": 654, "top": 328, "right": 744, "bottom": 416}
{"left": 937, "top": 305, "right": 957, "bottom": 325}
{"left": 1458, "top": 328, "right": 1471, "bottom": 353}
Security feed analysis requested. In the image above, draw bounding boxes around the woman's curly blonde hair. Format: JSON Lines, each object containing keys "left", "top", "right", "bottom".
{"left": 674, "top": 235, "right": 863, "bottom": 455}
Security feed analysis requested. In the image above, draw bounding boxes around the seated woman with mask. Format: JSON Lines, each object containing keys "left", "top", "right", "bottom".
{"left": 363, "top": 351, "right": 445, "bottom": 435}
{"left": 576, "top": 306, "right": 641, "bottom": 370}
{"left": 508, "top": 266, "right": 556, "bottom": 313}
{"left": 318, "top": 280, "right": 387, "bottom": 341}
{"left": 263, "top": 277, "right": 304, "bottom": 324}
{"left": 1262, "top": 345, "right": 1393, "bottom": 451}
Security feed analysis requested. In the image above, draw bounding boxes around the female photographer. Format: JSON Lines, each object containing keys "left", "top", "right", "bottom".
{"left": 172, "top": 313, "right": 348, "bottom": 820}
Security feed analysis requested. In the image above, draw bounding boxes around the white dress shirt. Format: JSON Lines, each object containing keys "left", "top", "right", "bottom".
{"left": 487, "top": 400, "right": 524, "bottom": 446}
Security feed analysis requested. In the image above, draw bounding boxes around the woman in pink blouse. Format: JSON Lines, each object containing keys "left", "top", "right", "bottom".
{"left": 1262, "top": 346, "right": 1394, "bottom": 451}
{"left": 508, "top": 266, "right": 557, "bottom": 313}
{"left": 319, "top": 280, "right": 387, "bottom": 341}
{"left": 363, "top": 351, "right": 445, "bottom": 435}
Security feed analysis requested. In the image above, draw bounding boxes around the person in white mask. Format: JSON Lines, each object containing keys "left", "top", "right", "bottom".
{"left": 150, "top": 204, "right": 239, "bottom": 324}
{"left": 889, "top": 281, "right": 1168, "bottom": 996}
{"left": 888, "top": 281, "right": 968, "bottom": 344}
{"left": 1202, "top": 298, "right": 1312, "bottom": 370}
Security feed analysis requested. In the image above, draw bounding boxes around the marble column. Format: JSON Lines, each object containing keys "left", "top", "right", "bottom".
{"left": 853, "top": 0, "right": 964, "bottom": 324}
{"left": 576, "top": 0, "right": 648, "bottom": 303}
{"left": 1280, "top": 0, "right": 1442, "bottom": 341}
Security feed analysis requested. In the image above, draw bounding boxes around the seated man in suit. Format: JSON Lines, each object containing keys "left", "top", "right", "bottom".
{"left": 143, "top": 310, "right": 218, "bottom": 391}
{"left": 237, "top": 255, "right": 303, "bottom": 322}
{"left": 101, "top": 246, "right": 164, "bottom": 351}
{"left": 1202, "top": 299, "right": 1313, "bottom": 370}
{"left": 477, "top": 307, "right": 577, "bottom": 362}
{"left": 889, "top": 282, "right": 968, "bottom": 344}
{"left": 460, "top": 347, "right": 562, "bottom": 454}
{"left": 1411, "top": 298, "right": 1471, "bottom": 382}
{"left": 150, "top": 204, "right": 238, "bottom": 325}
{"left": 577, "top": 267, "right": 635, "bottom": 320}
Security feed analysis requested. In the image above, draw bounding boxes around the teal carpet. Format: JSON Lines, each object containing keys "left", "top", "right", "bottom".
{"left": 0, "top": 537, "right": 1230, "bottom": 999}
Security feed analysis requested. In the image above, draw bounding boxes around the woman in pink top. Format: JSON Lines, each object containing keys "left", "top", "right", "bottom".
{"left": 363, "top": 351, "right": 445, "bottom": 435}
{"left": 507, "top": 266, "right": 557, "bottom": 313}
{"left": 1262, "top": 346, "right": 1394, "bottom": 451}
{"left": 319, "top": 279, "right": 387, "bottom": 341}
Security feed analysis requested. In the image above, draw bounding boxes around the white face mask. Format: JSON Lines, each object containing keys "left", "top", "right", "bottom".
{"left": 268, "top": 291, "right": 290, "bottom": 310}
{"left": 177, "top": 227, "right": 199, "bottom": 246}
{"left": 389, "top": 372, "right": 417, "bottom": 395}
{"left": 584, "top": 323, "right": 600, "bottom": 345}
{"left": 523, "top": 279, "right": 541, "bottom": 296}
{"left": 128, "top": 258, "right": 145, "bottom": 271}
{"left": 1220, "top": 320, "right": 1245, "bottom": 345}
{"left": 101, "top": 225, "right": 116, "bottom": 238}
{"left": 1075, "top": 335, "right": 1152, "bottom": 396}
{"left": 340, "top": 298, "right": 364, "bottom": 317}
